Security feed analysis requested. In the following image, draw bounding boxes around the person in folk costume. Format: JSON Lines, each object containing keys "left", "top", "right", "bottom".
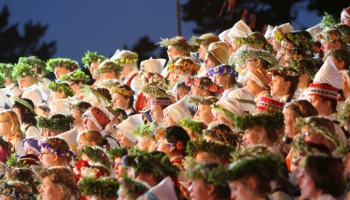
{"left": 307, "top": 83, "right": 348, "bottom": 141}
{"left": 108, "top": 147, "right": 128, "bottom": 179}
{"left": 243, "top": 69, "right": 271, "bottom": 106}
{"left": 59, "top": 69, "right": 91, "bottom": 102}
{"left": 185, "top": 162, "right": 231, "bottom": 200}
{"left": 70, "top": 100, "right": 92, "bottom": 133}
{"left": 94, "top": 59, "right": 123, "bottom": 81}
{"left": 190, "top": 96, "right": 219, "bottom": 126}
{"left": 201, "top": 41, "right": 229, "bottom": 78}
{"left": 185, "top": 76, "right": 222, "bottom": 98}
{"left": 267, "top": 66, "right": 300, "bottom": 103}
{"left": 78, "top": 177, "right": 119, "bottom": 200}
{"left": 132, "top": 123, "right": 158, "bottom": 152}
{"left": 110, "top": 50, "right": 142, "bottom": 97}
{"left": 113, "top": 114, "right": 142, "bottom": 148}
{"left": 168, "top": 57, "right": 200, "bottom": 88}
{"left": 37, "top": 166, "right": 78, "bottom": 200}
{"left": 0, "top": 181, "right": 35, "bottom": 200}
{"left": 110, "top": 84, "right": 136, "bottom": 116}
{"left": 210, "top": 98, "right": 242, "bottom": 130}
{"left": 123, "top": 151, "right": 181, "bottom": 200}
{"left": 208, "top": 64, "right": 239, "bottom": 98}
{"left": 12, "top": 63, "right": 45, "bottom": 110}
{"left": 46, "top": 81, "right": 75, "bottom": 116}
{"left": 0, "top": 63, "right": 22, "bottom": 109}
{"left": 141, "top": 84, "right": 171, "bottom": 112}
{"left": 46, "top": 58, "right": 79, "bottom": 81}
{"left": 171, "top": 80, "right": 191, "bottom": 102}
{"left": 19, "top": 56, "right": 53, "bottom": 100}
{"left": 190, "top": 33, "right": 220, "bottom": 63}
{"left": 118, "top": 175, "right": 150, "bottom": 200}
{"left": 82, "top": 106, "right": 120, "bottom": 148}
{"left": 81, "top": 50, "right": 107, "bottom": 88}
{"left": 104, "top": 103, "right": 128, "bottom": 135}
{"left": 157, "top": 36, "right": 195, "bottom": 78}
{"left": 149, "top": 97, "right": 172, "bottom": 126}
{"left": 269, "top": 23, "right": 294, "bottom": 58}
{"left": 162, "top": 97, "right": 191, "bottom": 127}
{"left": 317, "top": 28, "right": 348, "bottom": 55}
{"left": 38, "top": 137, "right": 74, "bottom": 167}
{"left": 10, "top": 97, "right": 40, "bottom": 138}
{"left": 177, "top": 117, "right": 207, "bottom": 140}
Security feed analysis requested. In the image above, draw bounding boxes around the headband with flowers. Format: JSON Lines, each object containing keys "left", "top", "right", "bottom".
{"left": 111, "top": 86, "right": 135, "bottom": 98}
{"left": 114, "top": 52, "right": 139, "bottom": 65}
{"left": 317, "top": 32, "right": 344, "bottom": 42}
{"left": 132, "top": 123, "right": 156, "bottom": 141}
{"left": 12, "top": 63, "right": 38, "bottom": 78}
{"left": 0, "top": 181, "right": 34, "bottom": 200}
{"left": 168, "top": 61, "right": 200, "bottom": 73}
{"left": 274, "top": 28, "right": 312, "bottom": 50}
{"left": 38, "top": 140, "right": 74, "bottom": 157}
{"left": 234, "top": 46, "right": 277, "bottom": 68}
{"left": 207, "top": 64, "right": 238, "bottom": 77}
{"left": 48, "top": 81, "right": 75, "bottom": 97}
{"left": 267, "top": 66, "right": 301, "bottom": 77}
{"left": 81, "top": 50, "right": 106, "bottom": 69}
{"left": 185, "top": 162, "right": 228, "bottom": 188}
{"left": 139, "top": 71, "right": 170, "bottom": 89}
{"left": 233, "top": 111, "right": 284, "bottom": 132}
{"left": 18, "top": 56, "right": 49, "bottom": 74}
{"left": 185, "top": 77, "right": 223, "bottom": 95}
{"left": 235, "top": 33, "right": 273, "bottom": 52}
{"left": 187, "top": 95, "right": 219, "bottom": 106}
{"left": 286, "top": 59, "right": 317, "bottom": 80}
{"left": 46, "top": 58, "right": 79, "bottom": 72}
{"left": 105, "top": 103, "right": 128, "bottom": 121}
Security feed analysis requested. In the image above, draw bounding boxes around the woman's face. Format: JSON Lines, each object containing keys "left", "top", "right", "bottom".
{"left": 213, "top": 74, "right": 228, "bottom": 88}
{"left": 54, "top": 66, "right": 71, "bottom": 80}
{"left": 242, "top": 128, "right": 262, "bottom": 146}
{"left": 298, "top": 169, "right": 319, "bottom": 200}
{"left": 229, "top": 180, "right": 255, "bottom": 200}
{"left": 163, "top": 114, "right": 178, "bottom": 127}
{"left": 244, "top": 57, "right": 259, "bottom": 71}
{"left": 188, "top": 179, "right": 211, "bottom": 200}
{"left": 167, "top": 46, "right": 183, "bottom": 61}
{"left": 39, "top": 177, "right": 63, "bottom": 200}
{"left": 112, "top": 93, "right": 128, "bottom": 109}
{"left": 71, "top": 109, "right": 82, "bottom": 124}
{"left": 0, "top": 119, "right": 12, "bottom": 136}
{"left": 203, "top": 54, "right": 217, "bottom": 71}
{"left": 269, "top": 76, "right": 288, "bottom": 98}
{"left": 174, "top": 87, "right": 188, "bottom": 101}
{"left": 77, "top": 137, "right": 90, "bottom": 150}
{"left": 39, "top": 147, "right": 56, "bottom": 167}
{"left": 137, "top": 137, "right": 150, "bottom": 151}
{"left": 244, "top": 76, "right": 263, "bottom": 96}
{"left": 114, "top": 157, "right": 125, "bottom": 179}
{"left": 194, "top": 104, "right": 213, "bottom": 125}
{"left": 118, "top": 131, "right": 135, "bottom": 148}
{"left": 150, "top": 104, "right": 164, "bottom": 123}
{"left": 283, "top": 108, "right": 295, "bottom": 135}
{"left": 281, "top": 40, "right": 294, "bottom": 49}
{"left": 156, "top": 138, "right": 172, "bottom": 157}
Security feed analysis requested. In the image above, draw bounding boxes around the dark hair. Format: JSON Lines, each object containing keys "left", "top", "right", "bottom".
{"left": 284, "top": 99, "right": 319, "bottom": 119}
{"left": 12, "top": 98, "right": 37, "bottom": 125}
{"left": 302, "top": 154, "right": 345, "bottom": 197}
{"left": 165, "top": 126, "right": 190, "bottom": 156}
{"left": 318, "top": 83, "right": 338, "bottom": 113}
{"left": 173, "top": 80, "right": 191, "bottom": 92}
{"left": 281, "top": 76, "right": 299, "bottom": 102}
{"left": 96, "top": 87, "right": 112, "bottom": 101}
{"left": 71, "top": 101, "right": 92, "bottom": 114}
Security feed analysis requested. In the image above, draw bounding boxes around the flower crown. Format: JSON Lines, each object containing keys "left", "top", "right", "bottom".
{"left": 229, "top": 144, "right": 269, "bottom": 162}
{"left": 18, "top": 56, "right": 49, "bottom": 74}
{"left": 286, "top": 59, "right": 317, "bottom": 80}
{"left": 48, "top": 81, "right": 75, "bottom": 97}
{"left": 331, "top": 24, "right": 350, "bottom": 38}
{"left": 132, "top": 123, "right": 156, "bottom": 140}
{"left": 234, "top": 46, "right": 277, "bottom": 68}
{"left": 291, "top": 137, "right": 329, "bottom": 155}
{"left": 168, "top": 61, "right": 200, "bottom": 72}
{"left": 0, "top": 63, "right": 14, "bottom": 83}
{"left": 185, "top": 162, "right": 228, "bottom": 187}
{"left": 326, "top": 48, "right": 350, "bottom": 63}
{"left": 267, "top": 66, "right": 300, "bottom": 77}
{"left": 235, "top": 34, "right": 273, "bottom": 52}
{"left": 12, "top": 63, "right": 38, "bottom": 78}
{"left": 320, "top": 12, "right": 338, "bottom": 29}
{"left": 108, "top": 147, "right": 128, "bottom": 161}
{"left": 105, "top": 103, "right": 128, "bottom": 120}
{"left": 139, "top": 71, "right": 170, "bottom": 89}
{"left": 46, "top": 58, "right": 79, "bottom": 72}
{"left": 274, "top": 29, "right": 311, "bottom": 50}
{"left": 110, "top": 86, "right": 135, "bottom": 97}
{"left": 37, "top": 115, "right": 75, "bottom": 132}
{"left": 187, "top": 95, "right": 219, "bottom": 106}
{"left": 186, "top": 138, "right": 235, "bottom": 159}
{"left": 233, "top": 111, "right": 284, "bottom": 132}
{"left": 73, "top": 160, "right": 110, "bottom": 179}
{"left": 0, "top": 181, "right": 34, "bottom": 200}
{"left": 95, "top": 61, "right": 123, "bottom": 75}
{"left": 141, "top": 85, "right": 170, "bottom": 98}
{"left": 38, "top": 140, "right": 74, "bottom": 157}
{"left": 207, "top": 64, "right": 238, "bottom": 77}
{"left": 178, "top": 118, "right": 203, "bottom": 136}
{"left": 79, "top": 145, "right": 111, "bottom": 170}
{"left": 120, "top": 175, "right": 150, "bottom": 198}
{"left": 114, "top": 52, "right": 139, "bottom": 65}
{"left": 78, "top": 177, "right": 119, "bottom": 198}
{"left": 317, "top": 30, "right": 345, "bottom": 42}
{"left": 157, "top": 36, "right": 194, "bottom": 54}
{"left": 59, "top": 69, "right": 90, "bottom": 84}
{"left": 81, "top": 50, "right": 106, "bottom": 69}
{"left": 185, "top": 77, "right": 223, "bottom": 95}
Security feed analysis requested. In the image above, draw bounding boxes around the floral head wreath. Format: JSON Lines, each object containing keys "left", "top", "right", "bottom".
{"left": 37, "top": 115, "right": 75, "bottom": 132}
{"left": 0, "top": 181, "right": 34, "bottom": 200}
{"left": 48, "top": 81, "right": 75, "bottom": 97}
{"left": 207, "top": 64, "right": 238, "bottom": 77}
{"left": 187, "top": 95, "right": 219, "bottom": 106}
{"left": 185, "top": 76, "right": 223, "bottom": 95}
{"left": 122, "top": 151, "right": 180, "bottom": 178}
{"left": 317, "top": 28, "right": 346, "bottom": 43}
{"left": 274, "top": 28, "right": 312, "bottom": 50}
{"left": 18, "top": 56, "right": 49, "bottom": 74}
{"left": 78, "top": 177, "right": 119, "bottom": 198}
{"left": 10, "top": 96, "right": 36, "bottom": 115}
{"left": 185, "top": 162, "right": 228, "bottom": 188}
{"left": 295, "top": 117, "right": 340, "bottom": 150}
{"left": 114, "top": 51, "right": 139, "bottom": 65}
{"left": 336, "top": 142, "right": 350, "bottom": 158}
{"left": 203, "top": 123, "right": 241, "bottom": 147}
{"left": 326, "top": 48, "right": 350, "bottom": 63}
{"left": 178, "top": 118, "right": 204, "bottom": 136}
{"left": 38, "top": 140, "right": 74, "bottom": 157}
{"left": 46, "top": 58, "right": 79, "bottom": 72}
{"left": 108, "top": 147, "right": 128, "bottom": 161}
{"left": 338, "top": 100, "right": 350, "bottom": 131}
{"left": 286, "top": 59, "right": 317, "bottom": 80}
{"left": 168, "top": 59, "right": 200, "bottom": 73}
{"left": 235, "top": 33, "right": 273, "bottom": 52}
{"left": 110, "top": 85, "right": 135, "bottom": 98}
{"left": 70, "top": 101, "right": 91, "bottom": 114}
{"left": 291, "top": 137, "right": 331, "bottom": 156}
{"left": 141, "top": 85, "right": 170, "bottom": 98}
{"left": 227, "top": 154, "right": 283, "bottom": 182}
{"left": 267, "top": 66, "right": 300, "bottom": 77}
{"left": 186, "top": 138, "right": 236, "bottom": 159}
{"left": 331, "top": 23, "right": 350, "bottom": 38}
{"left": 119, "top": 175, "right": 150, "bottom": 198}
{"left": 139, "top": 71, "right": 170, "bottom": 89}
{"left": 73, "top": 160, "right": 110, "bottom": 179}
{"left": 95, "top": 60, "right": 123, "bottom": 75}
{"left": 0, "top": 63, "right": 14, "bottom": 77}
{"left": 0, "top": 167, "right": 39, "bottom": 194}
{"left": 79, "top": 145, "right": 111, "bottom": 170}
{"left": 132, "top": 123, "right": 156, "bottom": 141}
{"left": 81, "top": 50, "right": 106, "bottom": 69}
{"left": 234, "top": 46, "right": 277, "bottom": 68}
{"left": 157, "top": 36, "right": 195, "bottom": 54}
{"left": 233, "top": 111, "right": 284, "bottom": 132}
{"left": 105, "top": 103, "right": 128, "bottom": 121}
{"left": 12, "top": 63, "right": 38, "bottom": 78}
{"left": 230, "top": 144, "right": 270, "bottom": 162}
{"left": 59, "top": 69, "right": 90, "bottom": 84}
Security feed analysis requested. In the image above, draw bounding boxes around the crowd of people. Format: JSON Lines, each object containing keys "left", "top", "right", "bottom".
{"left": 0, "top": 6, "right": 349, "bottom": 200}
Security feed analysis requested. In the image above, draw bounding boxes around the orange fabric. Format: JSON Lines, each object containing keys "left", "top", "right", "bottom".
{"left": 135, "top": 92, "right": 147, "bottom": 114}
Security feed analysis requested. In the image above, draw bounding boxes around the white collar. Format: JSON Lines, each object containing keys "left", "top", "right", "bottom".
{"left": 22, "top": 84, "right": 38, "bottom": 92}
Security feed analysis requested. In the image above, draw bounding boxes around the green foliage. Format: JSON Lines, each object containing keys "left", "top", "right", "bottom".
{"left": 186, "top": 138, "right": 235, "bottom": 159}
{"left": 78, "top": 177, "right": 119, "bottom": 198}
{"left": 37, "top": 115, "right": 75, "bottom": 132}
{"left": 81, "top": 50, "right": 106, "bottom": 69}
{"left": 233, "top": 111, "right": 284, "bottom": 132}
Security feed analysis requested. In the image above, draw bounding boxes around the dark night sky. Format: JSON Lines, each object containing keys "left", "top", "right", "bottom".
{"left": 1, "top": 0, "right": 323, "bottom": 63}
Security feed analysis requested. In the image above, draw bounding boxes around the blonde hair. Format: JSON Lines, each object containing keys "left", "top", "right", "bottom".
{"left": 78, "top": 129, "right": 110, "bottom": 150}
{"left": 0, "top": 110, "right": 25, "bottom": 140}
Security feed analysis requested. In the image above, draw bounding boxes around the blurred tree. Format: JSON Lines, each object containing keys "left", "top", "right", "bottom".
{"left": 0, "top": 5, "right": 56, "bottom": 63}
